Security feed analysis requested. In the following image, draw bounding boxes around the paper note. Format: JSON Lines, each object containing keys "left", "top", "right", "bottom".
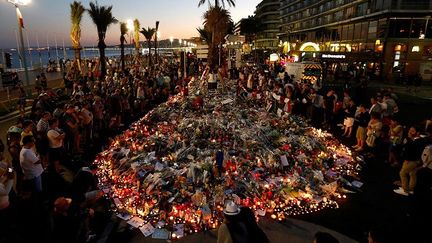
{"left": 280, "top": 155, "right": 289, "bottom": 166}
{"left": 256, "top": 209, "right": 266, "bottom": 216}
{"left": 117, "top": 211, "right": 131, "bottom": 221}
{"left": 140, "top": 223, "right": 155, "bottom": 237}
{"left": 222, "top": 98, "right": 234, "bottom": 105}
{"left": 352, "top": 180, "right": 363, "bottom": 188}
{"left": 127, "top": 216, "right": 144, "bottom": 228}
{"left": 152, "top": 229, "right": 170, "bottom": 239}
{"left": 174, "top": 224, "right": 185, "bottom": 238}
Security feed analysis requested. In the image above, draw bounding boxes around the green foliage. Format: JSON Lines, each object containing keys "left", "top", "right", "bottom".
{"left": 70, "top": 1, "right": 85, "bottom": 50}
{"left": 87, "top": 1, "right": 118, "bottom": 40}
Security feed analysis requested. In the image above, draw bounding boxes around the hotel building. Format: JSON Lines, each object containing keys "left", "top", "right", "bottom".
{"left": 255, "top": 0, "right": 281, "bottom": 50}
{"left": 277, "top": 0, "right": 432, "bottom": 80}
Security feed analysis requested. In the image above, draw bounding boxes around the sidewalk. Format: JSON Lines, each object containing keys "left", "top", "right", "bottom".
{"left": 368, "top": 81, "right": 432, "bottom": 100}
{"left": 115, "top": 217, "right": 358, "bottom": 243}
{"left": 0, "top": 77, "right": 63, "bottom": 118}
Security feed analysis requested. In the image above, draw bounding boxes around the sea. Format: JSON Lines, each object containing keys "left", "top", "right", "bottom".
{"left": 0, "top": 47, "right": 131, "bottom": 70}
{"left": 1, "top": 45, "right": 177, "bottom": 70}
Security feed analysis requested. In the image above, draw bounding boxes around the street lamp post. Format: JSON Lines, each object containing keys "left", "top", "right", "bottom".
{"left": 169, "top": 36, "right": 174, "bottom": 48}
{"left": 8, "top": 0, "right": 31, "bottom": 92}
{"left": 155, "top": 21, "right": 159, "bottom": 64}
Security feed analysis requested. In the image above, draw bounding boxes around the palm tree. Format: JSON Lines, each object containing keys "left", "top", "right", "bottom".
{"left": 87, "top": 1, "right": 118, "bottom": 78}
{"left": 133, "top": 19, "right": 141, "bottom": 55}
{"left": 140, "top": 27, "right": 156, "bottom": 67}
{"left": 198, "top": 0, "right": 235, "bottom": 8}
{"left": 203, "top": 6, "right": 232, "bottom": 67}
{"left": 240, "top": 15, "right": 261, "bottom": 43}
{"left": 120, "top": 22, "right": 127, "bottom": 71}
{"left": 197, "top": 27, "right": 212, "bottom": 45}
{"left": 70, "top": 1, "right": 85, "bottom": 68}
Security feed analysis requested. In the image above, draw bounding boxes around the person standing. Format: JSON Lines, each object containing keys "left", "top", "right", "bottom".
{"left": 353, "top": 104, "right": 370, "bottom": 152}
{"left": 217, "top": 201, "right": 250, "bottom": 243}
{"left": 36, "top": 112, "right": 51, "bottom": 137}
{"left": 19, "top": 136, "right": 43, "bottom": 194}
{"left": 20, "top": 120, "right": 34, "bottom": 146}
{"left": 0, "top": 160, "right": 16, "bottom": 232}
{"left": 342, "top": 99, "right": 356, "bottom": 138}
{"left": 388, "top": 118, "right": 403, "bottom": 166}
{"left": 47, "top": 118, "right": 66, "bottom": 173}
{"left": 323, "top": 90, "right": 336, "bottom": 129}
{"left": 365, "top": 112, "right": 383, "bottom": 150}
{"left": 369, "top": 97, "right": 382, "bottom": 115}
{"left": 79, "top": 103, "right": 94, "bottom": 145}
{"left": 394, "top": 126, "right": 424, "bottom": 196}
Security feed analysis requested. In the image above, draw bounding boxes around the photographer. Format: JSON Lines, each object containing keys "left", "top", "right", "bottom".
{"left": 47, "top": 118, "right": 66, "bottom": 173}
{"left": 0, "top": 160, "right": 15, "bottom": 211}
{"left": 19, "top": 135, "right": 43, "bottom": 194}
{"left": 0, "top": 158, "right": 16, "bottom": 232}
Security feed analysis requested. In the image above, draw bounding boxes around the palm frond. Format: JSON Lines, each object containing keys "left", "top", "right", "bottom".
{"left": 120, "top": 22, "right": 128, "bottom": 36}
{"left": 198, "top": 0, "right": 235, "bottom": 8}
{"left": 140, "top": 27, "right": 156, "bottom": 41}
{"left": 70, "top": 1, "right": 85, "bottom": 49}
{"left": 197, "top": 27, "right": 212, "bottom": 44}
{"left": 133, "top": 19, "right": 141, "bottom": 49}
{"left": 87, "top": 1, "right": 118, "bottom": 40}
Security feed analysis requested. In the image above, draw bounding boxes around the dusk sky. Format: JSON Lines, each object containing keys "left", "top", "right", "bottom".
{"left": 0, "top": 0, "right": 260, "bottom": 49}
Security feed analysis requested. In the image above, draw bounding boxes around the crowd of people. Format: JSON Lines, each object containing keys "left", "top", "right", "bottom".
{"left": 0, "top": 55, "right": 431, "bottom": 243}
{"left": 0, "top": 55, "right": 186, "bottom": 243}
{"left": 233, "top": 64, "right": 432, "bottom": 200}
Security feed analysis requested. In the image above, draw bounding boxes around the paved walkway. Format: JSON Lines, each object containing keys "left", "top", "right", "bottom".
{"left": 115, "top": 217, "right": 357, "bottom": 243}
{"left": 367, "top": 81, "right": 432, "bottom": 100}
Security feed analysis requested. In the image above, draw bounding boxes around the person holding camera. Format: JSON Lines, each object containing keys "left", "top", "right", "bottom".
{"left": 0, "top": 160, "right": 15, "bottom": 210}
{"left": 19, "top": 135, "right": 43, "bottom": 194}
{"left": 0, "top": 158, "right": 16, "bottom": 234}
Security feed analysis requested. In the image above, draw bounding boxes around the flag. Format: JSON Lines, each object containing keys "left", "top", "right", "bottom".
{"left": 17, "top": 8, "right": 24, "bottom": 29}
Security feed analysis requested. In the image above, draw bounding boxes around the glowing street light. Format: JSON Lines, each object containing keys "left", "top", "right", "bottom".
{"left": 126, "top": 19, "right": 134, "bottom": 31}
{"left": 126, "top": 19, "right": 134, "bottom": 54}
{"left": 8, "top": 0, "right": 31, "bottom": 91}
{"left": 169, "top": 36, "right": 174, "bottom": 48}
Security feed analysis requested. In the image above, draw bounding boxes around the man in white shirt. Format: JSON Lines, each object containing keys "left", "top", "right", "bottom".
{"left": 19, "top": 135, "right": 43, "bottom": 193}
{"left": 47, "top": 118, "right": 65, "bottom": 173}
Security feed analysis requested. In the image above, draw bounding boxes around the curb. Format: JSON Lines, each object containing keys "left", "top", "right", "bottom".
{"left": 0, "top": 106, "right": 32, "bottom": 122}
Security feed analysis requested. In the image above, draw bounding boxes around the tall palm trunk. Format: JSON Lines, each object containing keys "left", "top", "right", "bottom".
{"left": 73, "top": 48, "right": 82, "bottom": 72}
{"left": 120, "top": 36, "right": 125, "bottom": 71}
{"left": 98, "top": 36, "right": 107, "bottom": 78}
{"left": 147, "top": 40, "right": 152, "bottom": 66}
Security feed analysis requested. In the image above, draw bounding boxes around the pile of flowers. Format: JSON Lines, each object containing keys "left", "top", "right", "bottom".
{"left": 95, "top": 82, "right": 360, "bottom": 239}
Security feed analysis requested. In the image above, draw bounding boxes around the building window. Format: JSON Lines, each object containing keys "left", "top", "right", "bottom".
{"left": 368, "top": 21, "right": 377, "bottom": 40}
{"left": 361, "top": 22, "right": 368, "bottom": 40}
{"left": 357, "top": 2, "right": 368, "bottom": 16}
{"left": 354, "top": 23, "right": 362, "bottom": 39}
{"left": 375, "top": 0, "right": 384, "bottom": 10}
{"left": 346, "top": 6, "right": 355, "bottom": 19}
{"left": 347, "top": 24, "right": 354, "bottom": 41}
{"left": 334, "top": 10, "right": 344, "bottom": 21}
{"left": 388, "top": 19, "right": 411, "bottom": 38}
{"left": 324, "top": 14, "right": 332, "bottom": 24}
{"left": 411, "top": 19, "right": 427, "bottom": 39}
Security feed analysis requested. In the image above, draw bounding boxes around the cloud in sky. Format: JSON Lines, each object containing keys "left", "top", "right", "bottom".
{"left": 0, "top": 0, "right": 260, "bottom": 49}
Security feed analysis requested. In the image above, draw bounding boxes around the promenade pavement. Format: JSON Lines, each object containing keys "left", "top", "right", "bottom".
{"left": 109, "top": 217, "right": 357, "bottom": 243}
